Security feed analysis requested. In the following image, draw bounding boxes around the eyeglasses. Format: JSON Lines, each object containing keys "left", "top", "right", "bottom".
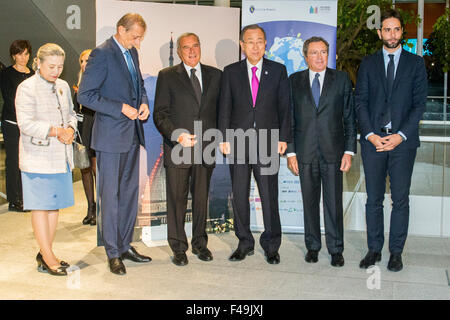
{"left": 243, "top": 40, "right": 266, "bottom": 47}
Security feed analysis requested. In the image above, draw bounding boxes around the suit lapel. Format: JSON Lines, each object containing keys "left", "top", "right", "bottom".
{"left": 255, "top": 59, "right": 270, "bottom": 108}
{"left": 392, "top": 49, "right": 406, "bottom": 92}
{"left": 239, "top": 60, "right": 254, "bottom": 108}
{"left": 110, "top": 37, "right": 135, "bottom": 92}
{"left": 176, "top": 63, "right": 199, "bottom": 105}
{"left": 375, "top": 50, "right": 389, "bottom": 98}
{"left": 303, "top": 70, "right": 316, "bottom": 110}
{"left": 317, "top": 68, "right": 335, "bottom": 111}
{"left": 199, "top": 64, "right": 210, "bottom": 110}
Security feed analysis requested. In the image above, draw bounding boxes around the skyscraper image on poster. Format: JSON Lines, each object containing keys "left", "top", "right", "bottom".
{"left": 242, "top": 0, "right": 338, "bottom": 233}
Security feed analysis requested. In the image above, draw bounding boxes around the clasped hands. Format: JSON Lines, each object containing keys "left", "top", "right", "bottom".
{"left": 368, "top": 133, "right": 403, "bottom": 152}
{"left": 122, "top": 103, "right": 150, "bottom": 121}
{"left": 51, "top": 127, "right": 75, "bottom": 145}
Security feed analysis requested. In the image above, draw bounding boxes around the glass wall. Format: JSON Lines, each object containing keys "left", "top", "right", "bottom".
{"left": 345, "top": 0, "right": 449, "bottom": 237}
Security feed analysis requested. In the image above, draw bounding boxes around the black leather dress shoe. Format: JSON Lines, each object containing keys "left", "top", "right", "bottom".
{"left": 305, "top": 250, "right": 319, "bottom": 263}
{"left": 172, "top": 252, "right": 188, "bottom": 266}
{"left": 109, "top": 258, "right": 126, "bottom": 275}
{"left": 265, "top": 252, "right": 280, "bottom": 264}
{"left": 387, "top": 254, "right": 403, "bottom": 272}
{"left": 192, "top": 247, "right": 213, "bottom": 261}
{"left": 331, "top": 253, "right": 345, "bottom": 267}
{"left": 228, "top": 248, "right": 254, "bottom": 261}
{"left": 359, "top": 251, "right": 382, "bottom": 269}
{"left": 121, "top": 246, "right": 152, "bottom": 263}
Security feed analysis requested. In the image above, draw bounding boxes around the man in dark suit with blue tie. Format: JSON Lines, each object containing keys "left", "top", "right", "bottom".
{"left": 355, "top": 9, "right": 428, "bottom": 272}
{"left": 287, "top": 37, "right": 356, "bottom": 267}
{"left": 78, "top": 13, "right": 152, "bottom": 275}
{"left": 218, "top": 24, "right": 291, "bottom": 264}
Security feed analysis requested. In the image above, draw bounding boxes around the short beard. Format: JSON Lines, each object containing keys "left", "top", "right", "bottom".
{"left": 382, "top": 39, "right": 402, "bottom": 50}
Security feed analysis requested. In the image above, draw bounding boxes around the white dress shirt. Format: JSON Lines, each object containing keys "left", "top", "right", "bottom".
{"left": 246, "top": 58, "right": 263, "bottom": 96}
{"left": 184, "top": 62, "right": 203, "bottom": 91}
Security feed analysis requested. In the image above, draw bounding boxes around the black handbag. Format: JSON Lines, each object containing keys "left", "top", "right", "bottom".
{"left": 73, "top": 131, "right": 90, "bottom": 169}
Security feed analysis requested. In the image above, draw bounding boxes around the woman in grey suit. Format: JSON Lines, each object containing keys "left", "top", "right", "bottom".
{"left": 16, "top": 43, "right": 77, "bottom": 276}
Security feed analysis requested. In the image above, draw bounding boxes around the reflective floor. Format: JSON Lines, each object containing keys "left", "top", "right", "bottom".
{"left": 0, "top": 180, "right": 448, "bottom": 300}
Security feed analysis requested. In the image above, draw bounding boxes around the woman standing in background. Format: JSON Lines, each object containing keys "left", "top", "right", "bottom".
{"left": 0, "top": 40, "right": 33, "bottom": 212}
{"left": 73, "top": 49, "right": 96, "bottom": 226}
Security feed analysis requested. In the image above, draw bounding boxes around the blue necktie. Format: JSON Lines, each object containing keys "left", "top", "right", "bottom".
{"left": 312, "top": 73, "right": 320, "bottom": 108}
{"left": 124, "top": 50, "right": 138, "bottom": 93}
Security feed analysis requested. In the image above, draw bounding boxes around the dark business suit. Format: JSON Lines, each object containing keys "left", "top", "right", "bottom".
{"left": 287, "top": 68, "right": 356, "bottom": 254}
{"left": 355, "top": 49, "right": 427, "bottom": 254}
{"left": 78, "top": 36, "right": 148, "bottom": 259}
{"left": 153, "top": 63, "right": 221, "bottom": 254}
{"left": 218, "top": 58, "right": 291, "bottom": 254}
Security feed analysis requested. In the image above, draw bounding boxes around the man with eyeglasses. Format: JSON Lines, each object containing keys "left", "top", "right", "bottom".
{"left": 355, "top": 9, "right": 427, "bottom": 272}
{"left": 218, "top": 24, "right": 291, "bottom": 264}
{"left": 154, "top": 32, "right": 222, "bottom": 266}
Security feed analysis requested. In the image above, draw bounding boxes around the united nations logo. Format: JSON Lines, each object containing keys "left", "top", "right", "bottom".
{"left": 249, "top": 6, "right": 255, "bottom": 13}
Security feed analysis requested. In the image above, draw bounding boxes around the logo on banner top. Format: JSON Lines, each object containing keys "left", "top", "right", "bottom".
{"left": 309, "top": 6, "right": 318, "bottom": 14}
{"left": 250, "top": 5, "right": 255, "bottom": 13}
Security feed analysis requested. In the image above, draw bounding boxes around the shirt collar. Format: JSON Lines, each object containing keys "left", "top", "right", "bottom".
{"left": 382, "top": 46, "right": 402, "bottom": 62}
{"left": 113, "top": 35, "right": 128, "bottom": 55}
{"left": 246, "top": 58, "right": 263, "bottom": 71}
{"left": 309, "top": 68, "right": 326, "bottom": 80}
{"left": 184, "top": 62, "right": 201, "bottom": 75}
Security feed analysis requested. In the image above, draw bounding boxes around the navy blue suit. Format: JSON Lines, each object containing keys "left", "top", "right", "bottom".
{"left": 355, "top": 49, "right": 427, "bottom": 254}
{"left": 78, "top": 37, "right": 148, "bottom": 259}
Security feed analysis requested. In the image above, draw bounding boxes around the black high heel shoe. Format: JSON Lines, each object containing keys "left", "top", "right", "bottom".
{"left": 36, "top": 253, "right": 68, "bottom": 276}
{"left": 37, "top": 252, "right": 69, "bottom": 268}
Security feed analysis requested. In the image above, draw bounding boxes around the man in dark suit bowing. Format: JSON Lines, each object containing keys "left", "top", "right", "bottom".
{"left": 355, "top": 9, "right": 427, "bottom": 272}
{"left": 153, "top": 33, "right": 222, "bottom": 266}
{"left": 218, "top": 24, "right": 291, "bottom": 264}
{"left": 78, "top": 13, "right": 152, "bottom": 275}
{"left": 287, "top": 37, "right": 356, "bottom": 267}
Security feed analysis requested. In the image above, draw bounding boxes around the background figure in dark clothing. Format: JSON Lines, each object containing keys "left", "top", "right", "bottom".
{"left": 73, "top": 49, "right": 96, "bottom": 226}
{"left": 0, "top": 40, "right": 33, "bottom": 212}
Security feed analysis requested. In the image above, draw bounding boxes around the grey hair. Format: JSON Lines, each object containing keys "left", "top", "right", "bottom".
{"left": 176, "top": 32, "right": 201, "bottom": 51}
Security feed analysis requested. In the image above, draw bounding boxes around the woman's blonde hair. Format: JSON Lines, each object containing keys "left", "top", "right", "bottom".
{"left": 32, "top": 43, "right": 65, "bottom": 71}
{"left": 77, "top": 49, "right": 92, "bottom": 87}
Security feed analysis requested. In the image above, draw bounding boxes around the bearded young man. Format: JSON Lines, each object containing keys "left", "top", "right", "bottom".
{"left": 355, "top": 9, "right": 428, "bottom": 272}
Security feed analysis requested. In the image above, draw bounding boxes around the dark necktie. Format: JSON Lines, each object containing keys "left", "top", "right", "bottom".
{"left": 124, "top": 50, "right": 138, "bottom": 94}
{"left": 311, "top": 73, "right": 320, "bottom": 108}
{"left": 386, "top": 54, "right": 395, "bottom": 98}
{"left": 190, "top": 68, "right": 202, "bottom": 105}
{"left": 383, "top": 54, "right": 395, "bottom": 126}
